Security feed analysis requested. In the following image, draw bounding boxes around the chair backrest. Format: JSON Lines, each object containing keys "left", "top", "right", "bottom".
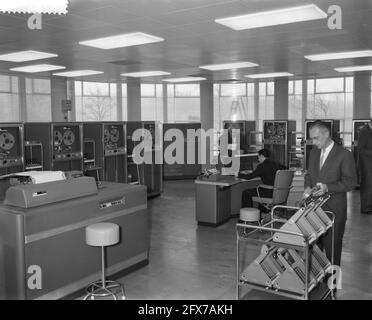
{"left": 272, "top": 170, "right": 294, "bottom": 205}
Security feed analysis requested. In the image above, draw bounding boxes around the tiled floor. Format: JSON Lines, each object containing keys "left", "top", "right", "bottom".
{"left": 117, "top": 180, "right": 372, "bottom": 300}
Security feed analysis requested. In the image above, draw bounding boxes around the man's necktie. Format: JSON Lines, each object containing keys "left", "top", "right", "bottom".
{"left": 320, "top": 150, "right": 325, "bottom": 170}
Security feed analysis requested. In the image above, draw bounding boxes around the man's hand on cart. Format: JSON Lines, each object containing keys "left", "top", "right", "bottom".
{"left": 313, "top": 183, "right": 328, "bottom": 196}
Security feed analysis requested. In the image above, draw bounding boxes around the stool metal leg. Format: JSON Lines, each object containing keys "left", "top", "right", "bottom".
{"left": 83, "top": 246, "right": 126, "bottom": 300}
{"left": 95, "top": 169, "right": 102, "bottom": 186}
{"left": 101, "top": 246, "right": 106, "bottom": 289}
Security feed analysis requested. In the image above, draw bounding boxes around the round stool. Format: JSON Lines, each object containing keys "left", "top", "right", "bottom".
{"left": 84, "top": 222, "right": 125, "bottom": 300}
{"left": 240, "top": 207, "right": 261, "bottom": 223}
{"left": 240, "top": 208, "right": 261, "bottom": 235}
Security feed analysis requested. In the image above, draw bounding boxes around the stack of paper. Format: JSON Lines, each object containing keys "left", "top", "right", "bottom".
{"left": 14, "top": 171, "right": 66, "bottom": 184}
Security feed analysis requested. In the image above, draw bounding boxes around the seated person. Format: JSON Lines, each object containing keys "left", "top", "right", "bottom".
{"left": 238, "top": 148, "right": 286, "bottom": 208}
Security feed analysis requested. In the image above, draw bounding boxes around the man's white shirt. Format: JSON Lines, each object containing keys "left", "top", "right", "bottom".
{"left": 320, "top": 141, "right": 334, "bottom": 169}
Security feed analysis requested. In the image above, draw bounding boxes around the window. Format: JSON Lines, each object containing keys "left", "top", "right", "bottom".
{"left": 220, "top": 83, "right": 246, "bottom": 97}
{"left": 315, "top": 78, "right": 344, "bottom": 93}
{"left": 75, "top": 81, "right": 117, "bottom": 121}
{"left": 0, "top": 75, "right": 20, "bottom": 122}
{"left": 26, "top": 78, "right": 52, "bottom": 121}
{"left": 167, "top": 84, "right": 200, "bottom": 122}
{"left": 288, "top": 80, "right": 303, "bottom": 131}
{"left": 258, "top": 81, "right": 274, "bottom": 132}
{"left": 213, "top": 83, "right": 255, "bottom": 131}
{"left": 307, "top": 77, "right": 354, "bottom": 147}
{"left": 141, "top": 84, "right": 163, "bottom": 121}
{"left": 175, "top": 84, "right": 200, "bottom": 97}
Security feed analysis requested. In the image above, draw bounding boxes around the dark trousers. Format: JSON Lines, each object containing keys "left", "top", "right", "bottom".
{"left": 318, "top": 220, "right": 346, "bottom": 267}
{"left": 360, "top": 157, "right": 372, "bottom": 213}
{"left": 242, "top": 187, "right": 273, "bottom": 208}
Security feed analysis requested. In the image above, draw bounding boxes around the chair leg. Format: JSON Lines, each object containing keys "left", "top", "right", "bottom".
{"left": 243, "top": 221, "right": 248, "bottom": 236}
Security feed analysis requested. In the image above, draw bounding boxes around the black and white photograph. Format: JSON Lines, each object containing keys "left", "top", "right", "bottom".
{"left": 0, "top": 0, "right": 372, "bottom": 306}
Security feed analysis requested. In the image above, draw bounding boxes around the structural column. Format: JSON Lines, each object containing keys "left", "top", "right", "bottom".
{"left": 116, "top": 82, "right": 123, "bottom": 121}
{"left": 302, "top": 79, "right": 308, "bottom": 131}
{"left": 51, "top": 77, "right": 68, "bottom": 122}
{"left": 19, "top": 76, "right": 27, "bottom": 122}
{"left": 127, "top": 80, "right": 141, "bottom": 121}
{"left": 66, "top": 80, "right": 76, "bottom": 121}
{"left": 354, "top": 73, "right": 371, "bottom": 119}
{"left": 162, "top": 83, "right": 168, "bottom": 123}
{"left": 200, "top": 81, "right": 214, "bottom": 167}
{"left": 254, "top": 82, "right": 260, "bottom": 124}
{"left": 274, "top": 78, "right": 289, "bottom": 120}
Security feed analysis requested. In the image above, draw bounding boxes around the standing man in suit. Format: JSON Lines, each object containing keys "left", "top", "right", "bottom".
{"left": 304, "top": 121, "right": 357, "bottom": 266}
{"left": 238, "top": 148, "right": 286, "bottom": 208}
{"left": 358, "top": 118, "right": 372, "bottom": 214}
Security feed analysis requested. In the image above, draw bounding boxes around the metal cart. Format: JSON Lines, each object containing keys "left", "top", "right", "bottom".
{"left": 236, "top": 193, "right": 336, "bottom": 300}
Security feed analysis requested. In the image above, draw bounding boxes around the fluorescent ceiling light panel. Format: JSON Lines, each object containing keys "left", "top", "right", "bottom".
{"left": 0, "top": 50, "right": 58, "bottom": 62}
{"left": 162, "top": 77, "right": 206, "bottom": 83}
{"left": 0, "top": 0, "right": 68, "bottom": 14}
{"left": 79, "top": 32, "right": 164, "bottom": 50}
{"left": 199, "top": 61, "right": 258, "bottom": 71}
{"left": 215, "top": 4, "right": 327, "bottom": 30}
{"left": 53, "top": 70, "right": 104, "bottom": 77}
{"left": 10, "top": 64, "right": 66, "bottom": 73}
{"left": 305, "top": 50, "right": 372, "bottom": 61}
{"left": 121, "top": 71, "right": 171, "bottom": 77}
{"left": 245, "top": 72, "right": 293, "bottom": 79}
{"left": 335, "top": 65, "right": 372, "bottom": 72}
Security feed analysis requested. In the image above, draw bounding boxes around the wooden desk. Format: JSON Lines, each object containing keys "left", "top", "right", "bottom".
{"left": 195, "top": 175, "right": 261, "bottom": 227}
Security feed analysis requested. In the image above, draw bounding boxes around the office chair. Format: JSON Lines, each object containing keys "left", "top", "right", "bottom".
{"left": 252, "top": 169, "right": 294, "bottom": 220}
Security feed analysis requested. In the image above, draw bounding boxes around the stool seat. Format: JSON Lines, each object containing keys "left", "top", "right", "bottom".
{"left": 86, "top": 223, "right": 119, "bottom": 247}
{"left": 240, "top": 207, "right": 260, "bottom": 223}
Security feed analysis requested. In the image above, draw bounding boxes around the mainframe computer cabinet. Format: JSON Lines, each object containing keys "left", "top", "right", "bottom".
{"left": 163, "top": 123, "right": 202, "bottom": 180}
{"left": 24, "top": 122, "right": 83, "bottom": 172}
{"left": 263, "top": 120, "right": 296, "bottom": 167}
{"left": 126, "top": 121, "right": 163, "bottom": 197}
{"left": 83, "top": 122, "right": 127, "bottom": 183}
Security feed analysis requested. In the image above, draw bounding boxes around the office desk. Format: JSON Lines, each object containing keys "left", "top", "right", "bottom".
{"left": 195, "top": 175, "right": 261, "bottom": 227}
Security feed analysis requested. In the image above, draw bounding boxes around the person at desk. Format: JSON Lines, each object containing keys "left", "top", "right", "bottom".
{"left": 358, "top": 118, "right": 372, "bottom": 214}
{"left": 303, "top": 121, "right": 356, "bottom": 266}
{"left": 238, "top": 148, "right": 285, "bottom": 208}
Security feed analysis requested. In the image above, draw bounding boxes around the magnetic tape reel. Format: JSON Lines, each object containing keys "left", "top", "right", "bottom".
{"left": 54, "top": 131, "right": 63, "bottom": 146}
{"left": 110, "top": 128, "right": 119, "bottom": 143}
{"left": 0, "top": 131, "right": 15, "bottom": 151}
{"left": 63, "top": 130, "right": 75, "bottom": 146}
{"left": 104, "top": 129, "right": 110, "bottom": 144}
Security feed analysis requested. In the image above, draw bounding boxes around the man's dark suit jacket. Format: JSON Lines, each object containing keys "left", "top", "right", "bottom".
{"left": 305, "top": 143, "right": 357, "bottom": 223}
{"left": 238, "top": 159, "right": 286, "bottom": 185}
{"left": 358, "top": 124, "right": 372, "bottom": 157}
{"left": 357, "top": 124, "right": 372, "bottom": 212}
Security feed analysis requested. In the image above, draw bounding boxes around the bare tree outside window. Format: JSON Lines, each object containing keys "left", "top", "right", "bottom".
{"left": 76, "top": 82, "right": 117, "bottom": 121}
{"left": 308, "top": 95, "right": 331, "bottom": 118}
{"left": 83, "top": 94, "right": 112, "bottom": 121}
{"left": 308, "top": 93, "right": 345, "bottom": 119}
